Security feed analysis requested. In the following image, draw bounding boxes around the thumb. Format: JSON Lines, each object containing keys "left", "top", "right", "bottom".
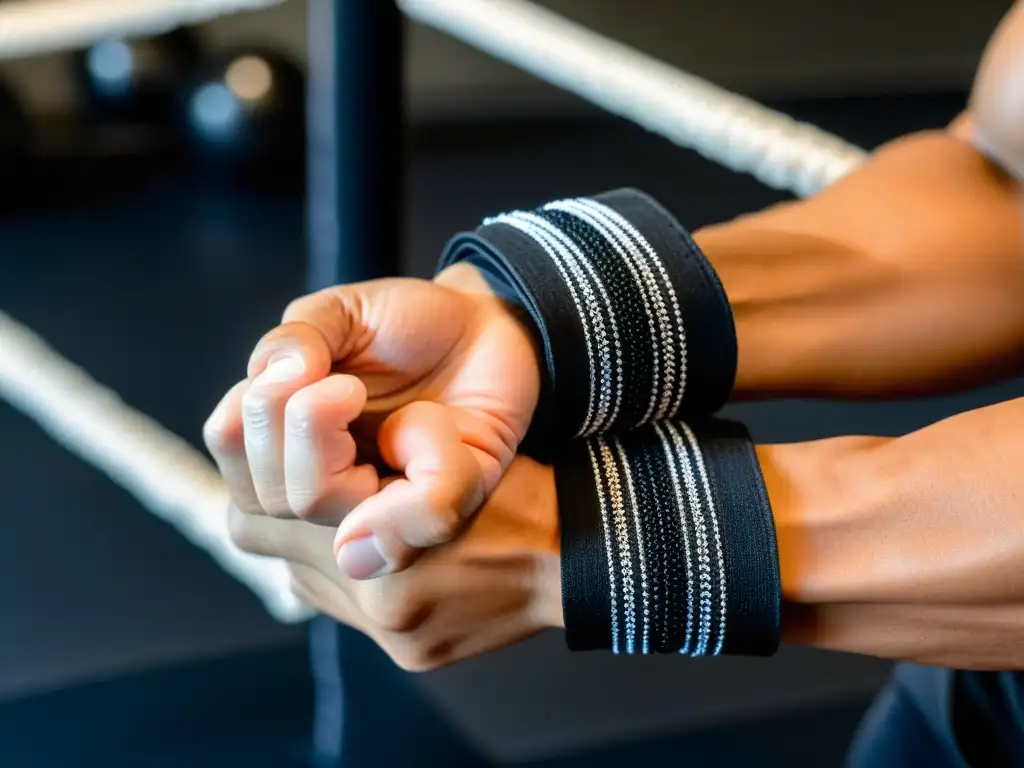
{"left": 333, "top": 402, "right": 485, "bottom": 579}
{"left": 248, "top": 321, "right": 333, "bottom": 382}
{"left": 279, "top": 283, "right": 383, "bottom": 364}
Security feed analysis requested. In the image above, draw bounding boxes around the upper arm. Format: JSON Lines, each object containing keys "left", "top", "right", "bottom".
{"left": 744, "top": 131, "right": 1023, "bottom": 272}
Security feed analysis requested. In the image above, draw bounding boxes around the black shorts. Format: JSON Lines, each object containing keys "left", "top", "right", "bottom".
{"left": 849, "top": 663, "right": 1024, "bottom": 767}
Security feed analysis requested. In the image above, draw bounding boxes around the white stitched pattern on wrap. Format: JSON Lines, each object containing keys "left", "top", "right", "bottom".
{"left": 596, "top": 436, "right": 637, "bottom": 654}
{"left": 545, "top": 199, "right": 668, "bottom": 428}
{"left": 653, "top": 422, "right": 697, "bottom": 655}
{"left": 610, "top": 435, "right": 651, "bottom": 654}
{"left": 679, "top": 422, "right": 727, "bottom": 655}
{"left": 659, "top": 422, "right": 712, "bottom": 655}
{"left": 484, "top": 212, "right": 610, "bottom": 436}
{"left": 514, "top": 210, "right": 623, "bottom": 435}
{"left": 577, "top": 198, "right": 687, "bottom": 421}
{"left": 585, "top": 439, "right": 621, "bottom": 654}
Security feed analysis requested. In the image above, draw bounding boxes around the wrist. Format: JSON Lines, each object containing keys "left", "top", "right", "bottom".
{"left": 535, "top": 537, "right": 565, "bottom": 631}
{"left": 556, "top": 420, "right": 780, "bottom": 655}
{"left": 756, "top": 436, "right": 889, "bottom": 609}
{"left": 436, "top": 260, "right": 546, "bottom": 442}
{"left": 435, "top": 259, "right": 545, "bottom": 376}
{"left": 434, "top": 261, "right": 498, "bottom": 299}
{"left": 499, "top": 459, "right": 563, "bottom": 630}
{"left": 531, "top": 462, "right": 565, "bottom": 630}
{"left": 438, "top": 189, "right": 738, "bottom": 440}
{"left": 757, "top": 434, "right": 940, "bottom": 661}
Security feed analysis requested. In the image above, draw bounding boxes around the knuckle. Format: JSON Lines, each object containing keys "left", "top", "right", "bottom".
{"left": 283, "top": 390, "right": 320, "bottom": 440}
{"left": 364, "top": 587, "right": 428, "bottom": 634}
{"left": 203, "top": 411, "right": 243, "bottom": 457}
{"left": 422, "top": 505, "right": 463, "bottom": 546}
{"left": 368, "top": 602, "right": 415, "bottom": 634}
{"left": 241, "top": 386, "right": 280, "bottom": 428}
{"left": 435, "top": 507, "right": 463, "bottom": 541}
{"left": 281, "top": 296, "right": 309, "bottom": 323}
{"left": 281, "top": 291, "right": 326, "bottom": 324}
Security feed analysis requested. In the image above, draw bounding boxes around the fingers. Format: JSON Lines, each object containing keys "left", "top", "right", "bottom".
{"left": 284, "top": 375, "right": 379, "bottom": 524}
{"left": 333, "top": 402, "right": 486, "bottom": 580}
{"left": 243, "top": 323, "right": 334, "bottom": 516}
{"left": 204, "top": 380, "right": 261, "bottom": 513}
{"left": 227, "top": 503, "right": 337, "bottom": 571}
{"left": 209, "top": 320, "right": 376, "bottom": 521}
{"left": 247, "top": 320, "right": 334, "bottom": 380}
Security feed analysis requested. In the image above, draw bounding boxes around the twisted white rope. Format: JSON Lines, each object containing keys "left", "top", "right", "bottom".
{"left": 399, "top": 0, "right": 869, "bottom": 197}
{"left": 0, "top": 0, "right": 870, "bottom": 622}
{"left": 0, "top": 310, "right": 313, "bottom": 623}
{"left": 0, "top": 0, "right": 869, "bottom": 193}
{"left": 0, "top": 0, "right": 286, "bottom": 61}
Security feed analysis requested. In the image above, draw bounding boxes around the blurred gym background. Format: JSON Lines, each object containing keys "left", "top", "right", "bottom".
{"left": 0, "top": 0, "right": 1017, "bottom": 765}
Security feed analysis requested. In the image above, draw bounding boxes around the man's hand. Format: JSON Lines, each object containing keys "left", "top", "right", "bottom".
{"left": 204, "top": 264, "right": 541, "bottom": 580}
{"left": 228, "top": 457, "right": 563, "bottom": 672}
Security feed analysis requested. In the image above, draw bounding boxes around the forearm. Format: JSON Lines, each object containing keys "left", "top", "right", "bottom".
{"left": 441, "top": 131, "right": 1024, "bottom": 439}
{"left": 765, "top": 397, "right": 1024, "bottom": 669}
{"left": 704, "top": 0, "right": 1024, "bottom": 398}
{"left": 695, "top": 131, "right": 1024, "bottom": 399}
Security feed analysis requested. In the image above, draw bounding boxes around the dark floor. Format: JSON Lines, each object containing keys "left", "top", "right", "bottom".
{"left": 0, "top": 642, "right": 871, "bottom": 767}
{"left": 0, "top": 646, "right": 315, "bottom": 768}
{"left": 1, "top": 90, "right": 1009, "bottom": 766}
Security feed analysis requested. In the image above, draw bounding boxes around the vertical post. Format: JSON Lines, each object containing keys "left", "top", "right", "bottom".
{"left": 307, "top": 0, "right": 404, "bottom": 290}
{"left": 304, "top": 5, "right": 483, "bottom": 765}
{"left": 306, "top": 1, "right": 403, "bottom": 764}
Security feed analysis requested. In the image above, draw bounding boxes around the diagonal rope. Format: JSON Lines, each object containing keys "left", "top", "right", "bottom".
{"left": 398, "top": 0, "right": 869, "bottom": 197}
{"left": 0, "top": 310, "right": 313, "bottom": 623}
{"left": 0, "top": 0, "right": 286, "bottom": 61}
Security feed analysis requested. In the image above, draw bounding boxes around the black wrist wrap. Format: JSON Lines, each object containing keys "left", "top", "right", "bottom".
{"left": 437, "top": 189, "right": 737, "bottom": 445}
{"left": 556, "top": 419, "right": 781, "bottom": 657}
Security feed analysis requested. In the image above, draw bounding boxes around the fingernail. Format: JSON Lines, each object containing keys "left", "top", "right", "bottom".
{"left": 337, "top": 535, "right": 390, "bottom": 580}
{"left": 255, "top": 354, "right": 304, "bottom": 386}
{"left": 333, "top": 375, "right": 355, "bottom": 398}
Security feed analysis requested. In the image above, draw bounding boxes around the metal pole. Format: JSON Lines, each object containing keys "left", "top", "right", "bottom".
{"left": 307, "top": 0, "right": 404, "bottom": 289}
{"left": 306, "top": 2, "right": 429, "bottom": 765}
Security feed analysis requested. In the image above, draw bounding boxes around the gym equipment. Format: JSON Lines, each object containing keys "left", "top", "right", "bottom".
{"left": 0, "top": 33, "right": 308, "bottom": 215}
{"left": 180, "top": 47, "right": 306, "bottom": 189}
{"left": 73, "top": 29, "right": 202, "bottom": 125}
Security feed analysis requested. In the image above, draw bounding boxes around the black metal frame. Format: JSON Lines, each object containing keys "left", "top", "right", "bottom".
{"left": 307, "top": 0, "right": 403, "bottom": 290}
{"left": 305, "top": 4, "right": 483, "bottom": 765}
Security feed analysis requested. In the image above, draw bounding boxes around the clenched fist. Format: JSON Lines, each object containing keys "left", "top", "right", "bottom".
{"left": 204, "top": 263, "right": 541, "bottom": 579}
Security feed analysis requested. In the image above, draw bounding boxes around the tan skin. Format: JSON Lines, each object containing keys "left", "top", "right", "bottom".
{"left": 209, "top": 2, "right": 1024, "bottom": 671}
